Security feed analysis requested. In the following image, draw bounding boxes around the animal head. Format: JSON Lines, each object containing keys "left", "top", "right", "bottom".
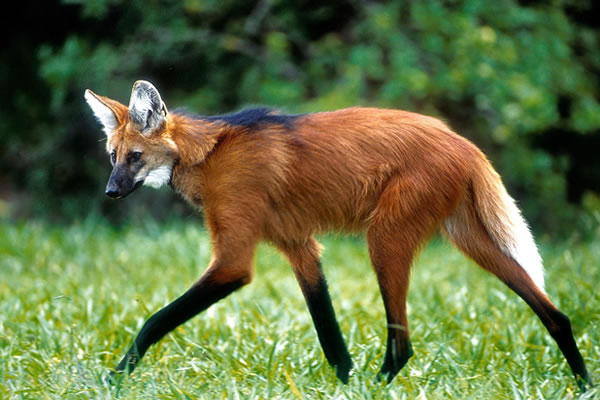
{"left": 84, "top": 81, "right": 178, "bottom": 199}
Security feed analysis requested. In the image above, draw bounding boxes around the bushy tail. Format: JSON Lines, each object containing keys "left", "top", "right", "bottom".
{"left": 470, "top": 160, "right": 545, "bottom": 292}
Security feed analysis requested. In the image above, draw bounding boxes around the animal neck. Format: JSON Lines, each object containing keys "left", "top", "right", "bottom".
{"left": 168, "top": 112, "right": 225, "bottom": 169}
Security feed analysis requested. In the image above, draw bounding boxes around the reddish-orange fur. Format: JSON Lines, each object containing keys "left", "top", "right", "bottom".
{"left": 86, "top": 84, "right": 591, "bottom": 387}
{"left": 168, "top": 109, "right": 475, "bottom": 255}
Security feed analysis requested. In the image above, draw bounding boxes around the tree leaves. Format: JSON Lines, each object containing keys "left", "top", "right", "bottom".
{"left": 3, "top": 0, "right": 600, "bottom": 230}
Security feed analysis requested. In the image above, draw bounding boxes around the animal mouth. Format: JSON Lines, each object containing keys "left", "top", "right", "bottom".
{"left": 107, "top": 180, "right": 145, "bottom": 200}
{"left": 120, "top": 179, "right": 145, "bottom": 198}
{"left": 133, "top": 179, "right": 145, "bottom": 191}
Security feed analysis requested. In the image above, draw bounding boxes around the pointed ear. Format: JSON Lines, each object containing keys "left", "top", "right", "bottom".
{"left": 128, "top": 80, "right": 168, "bottom": 135}
{"left": 84, "top": 89, "right": 127, "bottom": 137}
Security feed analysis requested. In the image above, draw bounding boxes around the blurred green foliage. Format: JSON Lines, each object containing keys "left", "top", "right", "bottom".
{"left": 2, "top": 0, "right": 600, "bottom": 236}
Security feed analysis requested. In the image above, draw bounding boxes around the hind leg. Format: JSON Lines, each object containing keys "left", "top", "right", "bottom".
{"left": 444, "top": 203, "right": 592, "bottom": 389}
{"left": 367, "top": 218, "right": 435, "bottom": 383}
{"left": 366, "top": 174, "right": 451, "bottom": 382}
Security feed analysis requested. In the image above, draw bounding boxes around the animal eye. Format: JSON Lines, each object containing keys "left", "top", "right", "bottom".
{"left": 110, "top": 151, "right": 116, "bottom": 164}
{"left": 129, "top": 151, "right": 143, "bottom": 163}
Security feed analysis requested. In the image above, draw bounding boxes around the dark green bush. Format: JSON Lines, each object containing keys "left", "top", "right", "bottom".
{"left": 1, "top": 0, "right": 599, "bottom": 236}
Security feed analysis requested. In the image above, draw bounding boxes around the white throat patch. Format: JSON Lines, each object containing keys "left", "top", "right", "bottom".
{"left": 143, "top": 165, "right": 173, "bottom": 188}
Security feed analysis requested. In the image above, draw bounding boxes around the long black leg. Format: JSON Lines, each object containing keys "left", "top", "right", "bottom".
{"left": 277, "top": 238, "right": 352, "bottom": 383}
{"left": 506, "top": 278, "right": 593, "bottom": 390}
{"left": 443, "top": 212, "right": 593, "bottom": 391}
{"left": 366, "top": 224, "right": 420, "bottom": 384}
{"left": 274, "top": 236, "right": 353, "bottom": 384}
{"left": 112, "top": 272, "right": 247, "bottom": 375}
{"left": 296, "top": 269, "right": 353, "bottom": 383}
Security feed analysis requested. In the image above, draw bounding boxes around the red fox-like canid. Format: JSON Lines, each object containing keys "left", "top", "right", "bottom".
{"left": 85, "top": 81, "right": 591, "bottom": 388}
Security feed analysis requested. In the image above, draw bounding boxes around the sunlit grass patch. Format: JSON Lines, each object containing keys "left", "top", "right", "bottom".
{"left": 0, "top": 220, "right": 597, "bottom": 399}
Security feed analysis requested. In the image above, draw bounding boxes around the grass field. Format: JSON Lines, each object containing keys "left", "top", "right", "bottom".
{"left": 0, "top": 218, "right": 598, "bottom": 399}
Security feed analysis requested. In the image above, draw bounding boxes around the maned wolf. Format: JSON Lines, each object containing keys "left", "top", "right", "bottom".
{"left": 85, "top": 81, "right": 591, "bottom": 388}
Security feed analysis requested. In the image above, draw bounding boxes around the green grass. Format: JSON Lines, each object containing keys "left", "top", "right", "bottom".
{"left": 0, "top": 219, "right": 598, "bottom": 399}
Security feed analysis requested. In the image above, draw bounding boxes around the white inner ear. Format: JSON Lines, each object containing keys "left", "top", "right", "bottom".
{"left": 129, "top": 89, "right": 153, "bottom": 119}
{"left": 84, "top": 90, "right": 117, "bottom": 136}
{"left": 128, "top": 81, "right": 167, "bottom": 135}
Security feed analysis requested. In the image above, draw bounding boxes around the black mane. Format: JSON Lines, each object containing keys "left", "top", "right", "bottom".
{"left": 173, "top": 107, "right": 301, "bottom": 129}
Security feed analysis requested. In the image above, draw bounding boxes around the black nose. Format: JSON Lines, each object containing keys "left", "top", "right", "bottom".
{"left": 105, "top": 186, "right": 121, "bottom": 198}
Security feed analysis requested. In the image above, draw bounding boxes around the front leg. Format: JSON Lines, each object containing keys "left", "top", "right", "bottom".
{"left": 111, "top": 233, "right": 256, "bottom": 376}
{"left": 278, "top": 238, "right": 353, "bottom": 383}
